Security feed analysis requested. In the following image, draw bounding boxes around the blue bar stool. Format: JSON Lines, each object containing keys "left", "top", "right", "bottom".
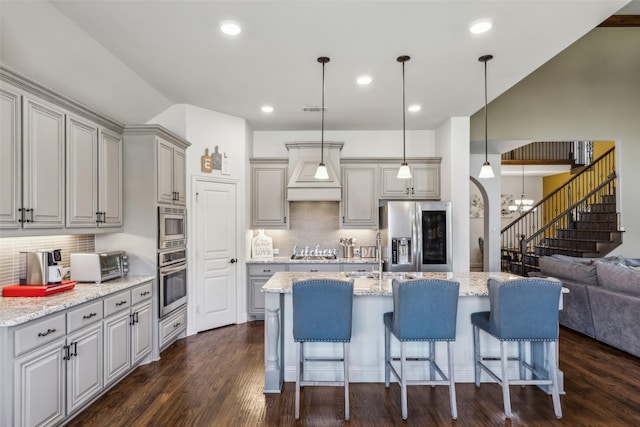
{"left": 471, "top": 278, "right": 563, "bottom": 419}
{"left": 292, "top": 278, "right": 354, "bottom": 420}
{"left": 384, "top": 278, "right": 460, "bottom": 420}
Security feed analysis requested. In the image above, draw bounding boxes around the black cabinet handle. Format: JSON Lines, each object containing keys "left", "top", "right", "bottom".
{"left": 38, "top": 328, "right": 56, "bottom": 337}
{"left": 116, "top": 300, "right": 128, "bottom": 306}
{"left": 71, "top": 341, "right": 78, "bottom": 357}
{"left": 63, "top": 344, "right": 71, "bottom": 361}
{"left": 130, "top": 313, "right": 136, "bottom": 325}
{"left": 310, "top": 269, "right": 318, "bottom": 272}
{"left": 140, "top": 291, "right": 150, "bottom": 296}
{"left": 18, "top": 208, "right": 24, "bottom": 223}
{"left": 174, "top": 322, "right": 182, "bottom": 329}
{"left": 82, "top": 312, "right": 97, "bottom": 320}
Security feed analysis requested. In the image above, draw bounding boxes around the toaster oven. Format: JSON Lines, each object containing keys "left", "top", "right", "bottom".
{"left": 70, "top": 251, "right": 128, "bottom": 283}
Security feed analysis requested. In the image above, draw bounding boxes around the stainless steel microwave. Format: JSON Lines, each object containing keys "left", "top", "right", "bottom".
{"left": 158, "top": 206, "right": 187, "bottom": 249}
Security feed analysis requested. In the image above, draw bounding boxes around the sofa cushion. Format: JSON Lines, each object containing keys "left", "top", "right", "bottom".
{"left": 550, "top": 254, "right": 593, "bottom": 265}
{"left": 539, "top": 256, "right": 598, "bottom": 286}
{"left": 595, "top": 261, "right": 640, "bottom": 297}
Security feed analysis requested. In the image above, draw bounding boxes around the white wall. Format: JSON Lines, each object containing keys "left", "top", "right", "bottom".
{"left": 435, "top": 117, "right": 470, "bottom": 272}
{"left": 252, "top": 130, "right": 435, "bottom": 158}
{"left": 471, "top": 28, "right": 640, "bottom": 256}
{"left": 0, "top": 0, "right": 171, "bottom": 124}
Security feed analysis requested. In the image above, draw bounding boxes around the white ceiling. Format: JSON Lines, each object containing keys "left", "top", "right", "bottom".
{"left": 1, "top": 1, "right": 634, "bottom": 130}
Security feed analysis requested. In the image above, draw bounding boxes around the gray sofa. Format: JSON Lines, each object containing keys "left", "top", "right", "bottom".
{"left": 536, "top": 254, "right": 640, "bottom": 358}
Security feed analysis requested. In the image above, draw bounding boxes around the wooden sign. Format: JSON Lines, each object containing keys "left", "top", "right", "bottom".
{"left": 201, "top": 146, "right": 230, "bottom": 174}
{"left": 252, "top": 229, "right": 274, "bottom": 259}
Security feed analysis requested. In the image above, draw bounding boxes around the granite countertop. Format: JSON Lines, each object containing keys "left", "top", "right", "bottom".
{"left": 261, "top": 271, "right": 536, "bottom": 297}
{"left": 247, "top": 256, "right": 378, "bottom": 264}
{"left": 0, "top": 275, "right": 155, "bottom": 327}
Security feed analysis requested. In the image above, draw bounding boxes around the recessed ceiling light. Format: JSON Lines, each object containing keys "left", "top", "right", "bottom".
{"left": 469, "top": 19, "right": 492, "bottom": 34}
{"left": 357, "top": 75, "right": 372, "bottom": 85}
{"left": 220, "top": 20, "right": 241, "bottom": 36}
{"left": 261, "top": 105, "right": 274, "bottom": 113}
{"left": 408, "top": 104, "right": 421, "bottom": 112}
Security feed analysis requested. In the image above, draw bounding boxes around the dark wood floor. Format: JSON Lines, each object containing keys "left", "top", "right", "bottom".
{"left": 68, "top": 322, "right": 640, "bottom": 426}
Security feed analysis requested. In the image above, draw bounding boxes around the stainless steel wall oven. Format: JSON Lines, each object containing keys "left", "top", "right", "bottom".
{"left": 158, "top": 247, "right": 187, "bottom": 317}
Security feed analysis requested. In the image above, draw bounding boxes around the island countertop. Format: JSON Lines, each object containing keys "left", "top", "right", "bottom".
{"left": 247, "top": 256, "right": 378, "bottom": 264}
{"left": 0, "top": 275, "right": 155, "bottom": 327}
{"left": 261, "top": 271, "right": 525, "bottom": 297}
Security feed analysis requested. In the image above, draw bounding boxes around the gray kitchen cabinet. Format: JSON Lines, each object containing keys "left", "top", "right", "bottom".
{"left": 157, "top": 137, "right": 186, "bottom": 206}
{"left": 65, "top": 322, "right": 103, "bottom": 415}
{"left": 66, "top": 115, "right": 123, "bottom": 229}
{"left": 250, "top": 160, "right": 289, "bottom": 229}
{"left": 1, "top": 281, "right": 154, "bottom": 426}
{"left": 14, "top": 337, "right": 66, "bottom": 427}
{"left": 380, "top": 161, "right": 441, "bottom": 200}
{"left": 247, "top": 264, "right": 287, "bottom": 319}
{"left": 103, "top": 289, "right": 131, "bottom": 386}
{"left": 18, "top": 93, "right": 66, "bottom": 229}
{"left": 159, "top": 304, "right": 187, "bottom": 351}
{"left": 288, "top": 264, "right": 342, "bottom": 273}
{"left": 341, "top": 163, "right": 378, "bottom": 228}
{"left": 0, "top": 86, "right": 21, "bottom": 228}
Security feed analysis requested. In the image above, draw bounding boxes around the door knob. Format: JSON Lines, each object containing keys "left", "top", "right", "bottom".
{"left": 229, "top": 258, "right": 237, "bottom": 264}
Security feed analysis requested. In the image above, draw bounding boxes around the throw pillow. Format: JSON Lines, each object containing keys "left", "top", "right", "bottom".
{"left": 539, "top": 256, "right": 598, "bottom": 285}
{"left": 595, "top": 261, "right": 640, "bottom": 297}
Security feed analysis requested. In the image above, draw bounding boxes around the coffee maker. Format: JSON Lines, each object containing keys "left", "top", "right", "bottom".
{"left": 20, "top": 249, "right": 63, "bottom": 285}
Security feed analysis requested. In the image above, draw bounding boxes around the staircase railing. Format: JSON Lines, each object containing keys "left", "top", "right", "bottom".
{"left": 501, "top": 147, "right": 616, "bottom": 275}
{"left": 502, "top": 141, "right": 593, "bottom": 166}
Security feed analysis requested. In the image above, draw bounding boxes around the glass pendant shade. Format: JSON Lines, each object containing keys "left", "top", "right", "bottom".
{"left": 479, "top": 162, "right": 495, "bottom": 178}
{"left": 314, "top": 163, "right": 329, "bottom": 180}
{"left": 397, "top": 163, "right": 412, "bottom": 179}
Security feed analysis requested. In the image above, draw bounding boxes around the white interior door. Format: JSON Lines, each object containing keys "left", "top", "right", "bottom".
{"left": 194, "top": 179, "right": 237, "bottom": 332}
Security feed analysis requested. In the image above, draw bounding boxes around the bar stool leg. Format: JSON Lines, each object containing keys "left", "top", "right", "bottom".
{"left": 518, "top": 341, "right": 526, "bottom": 381}
{"left": 344, "top": 342, "right": 350, "bottom": 420}
{"left": 473, "top": 325, "right": 481, "bottom": 387}
{"left": 295, "top": 342, "right": 302, "bottom": 419}
{"left": 500, "top": 340, "right": 513, "bottom": 418}
{"left": 548, "top": 341, "right": 563, "bottom": 419}
{"left": 447, "top": 341, "right": 458, "bottom": 419}
{"left": 384, "top": 325, "right": 391, "bottom": 387}
{"left": 401, "top": 342, "right": 408, "bottom": 420}
{"left": 429, "top": 341, "right": 436, "bottom": 383}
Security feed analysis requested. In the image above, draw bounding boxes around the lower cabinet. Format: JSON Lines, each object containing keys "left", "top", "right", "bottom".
{"left": 159, "top": 304, "right": 187, "bottom": 350}
{"left": 247, "top": 264, "right": 286, "bottom": 319}
{"left": 4, "top": 281, "right": 153, "bottom": 427}
{"left": 247, "top": 262, "right": 377, "bottom": 319}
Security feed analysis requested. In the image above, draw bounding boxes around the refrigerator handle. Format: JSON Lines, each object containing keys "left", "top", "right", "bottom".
{"left": 414, "top": 203, "right": 421, "bottom": 272}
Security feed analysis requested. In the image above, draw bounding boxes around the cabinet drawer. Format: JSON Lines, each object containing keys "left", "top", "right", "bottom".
{"left": 288, "top": 264, "right": 342, "bottom": 273}
{"left": 343, "top": 264, "right": 375, "bottom": 273}
{"left": 160, "top": 307, "right": 187, "bottom": 349}
{"left": 248, "top": 264, "right": 286, "bottom": 276}
{"left": 131, "top": 281, "right": 153, "bottom": 305}
{"left": 14, "top": 313, "right": 66, "bottom": 356}
{"left": 104, "top": 290, "right": 131, "bottom": 317}
{"left": 67, "top": 300, "right": 103, "bottom": 333}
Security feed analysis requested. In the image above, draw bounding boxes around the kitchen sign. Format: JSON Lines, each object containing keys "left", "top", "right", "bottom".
{"left": 251, "top": 229, "right": 274, "bottom": 259}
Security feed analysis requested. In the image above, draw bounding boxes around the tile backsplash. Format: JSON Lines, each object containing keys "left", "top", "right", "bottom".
{"left": 0, "top": 235, "right": 95, "bottom": 286}
{"left": 252, "top": 201, "right": 377, "bottom": 257}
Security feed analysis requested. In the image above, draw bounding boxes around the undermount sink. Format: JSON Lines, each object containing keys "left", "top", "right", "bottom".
{"left": 290, "top": 255, "right": 337, "bottom": 261}
{"left": 344, "top": 272, "right": 417, "bottom": 280}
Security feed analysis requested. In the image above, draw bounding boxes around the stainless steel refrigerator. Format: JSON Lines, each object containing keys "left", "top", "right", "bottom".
{"left": 379, "top": 200, "right": 452, "bottom": 272}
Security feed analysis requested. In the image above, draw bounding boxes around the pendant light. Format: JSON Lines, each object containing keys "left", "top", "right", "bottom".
{"left": 478, "top": 54, "right": 495, "bottom": 179}
{"left": 396, "top": 55, "right": 412, "bottom": 179}
{"left": 509, "top": 164, "right": 534, "bottom": 213}
{"left": 314, "top": 56, "right": 330, "bottom": 180}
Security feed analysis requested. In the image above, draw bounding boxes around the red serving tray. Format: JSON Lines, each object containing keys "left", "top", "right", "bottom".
{"left": 2, "top": 281, "right": 76, "bottom": 297}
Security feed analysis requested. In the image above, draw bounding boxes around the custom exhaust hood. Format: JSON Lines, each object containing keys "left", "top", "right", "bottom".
{"left": 286, "top": 142, "right": 343, "bottom": 201}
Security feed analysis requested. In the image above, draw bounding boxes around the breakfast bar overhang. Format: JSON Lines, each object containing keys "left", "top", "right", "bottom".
{"left": 262, "top": 272, "right": 566, "bottom": 394}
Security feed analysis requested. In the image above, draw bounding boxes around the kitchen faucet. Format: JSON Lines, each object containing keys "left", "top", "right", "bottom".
{"left": 376, "top": 231, "right": 383, "bottom": 276}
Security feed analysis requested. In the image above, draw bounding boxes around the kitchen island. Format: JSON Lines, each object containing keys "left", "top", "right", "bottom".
{"left": 262, "top": 271, "right": 565, "bottom": 393}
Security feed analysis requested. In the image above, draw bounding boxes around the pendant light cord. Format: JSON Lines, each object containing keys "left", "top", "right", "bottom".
{"left": 484, "top": 59, "right": 488, "bottom": 164}
{"left": 402, "top": 59, "right": 406, "bottom": 163}
{"left": 321, "top": 59, "right": 325, "bottom": 164}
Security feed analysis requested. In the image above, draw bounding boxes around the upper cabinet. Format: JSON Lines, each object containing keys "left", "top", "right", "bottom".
{"left": 250, "top": 160, "right": 288, "bottom": 229}
{"left": 0, "top": 67, "right": 125, "bottom": 236}
{"left": 380, "top": 160, "right": 441, "bottom": 200}
{"left": 0, "top": 91, "right": 66, "bottom": 230}
{"left": 341, "top": 163, "right": 378, "bottom": 228}
{"left": 66, "top": 116, "right": 123, "bottom": 228}
{"left": 157, "top": 137, "right": 186, "bottom": 206}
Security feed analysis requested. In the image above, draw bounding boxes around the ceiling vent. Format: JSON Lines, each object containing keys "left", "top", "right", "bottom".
{"left": 302, "top": 106, "right": 327, "bottom": 112}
